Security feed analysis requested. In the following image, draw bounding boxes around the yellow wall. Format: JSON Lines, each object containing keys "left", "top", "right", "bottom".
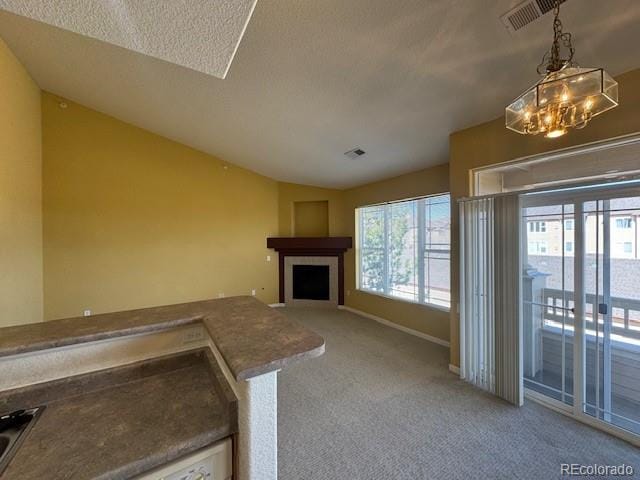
{"left": 0, "top": 38, "right": 43, "bottom": 327}
{"left": 448, "top": 67, "right": 640, "bottom": 367}
{"left": 343, "top": 163, "right": 450, "bottom": 342}
{"left": 294, "top": 200, "right": 329, "bottom": 236}
{"left": 42, "top": 93, "right": 279, "bottom": 320}
{"left": 277, "top": 182, "right": 346, "bottom": 236}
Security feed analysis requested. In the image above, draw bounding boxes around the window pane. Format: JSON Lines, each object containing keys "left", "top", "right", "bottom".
{"left": 359, "top": 205, "right": 385, "bottom": 293}
{"left": 424, "top": 194, "right": 451, "bottom": 308}
{"left": 361, "top": 249, "right": 384, "bottom": 292}
{"left": 361, "top": 207, "right": 385, "bottom": 249}
{"left": 425, "top": 252, "right": 450, "bottom": 307}
{"left": 388, "top": 202, "right": 417, "bottom": 301}
{"left": 425, "top": 194, "right": 450, "bottom": 249}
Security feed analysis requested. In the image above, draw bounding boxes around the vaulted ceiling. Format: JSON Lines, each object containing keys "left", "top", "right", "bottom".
{"left": 1, "top": 1, "right": 639, "bottom": 188}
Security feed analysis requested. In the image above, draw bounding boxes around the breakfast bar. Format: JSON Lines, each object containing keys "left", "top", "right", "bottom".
{"left": 0, "top": 297, "right": 325, "bottom": 480}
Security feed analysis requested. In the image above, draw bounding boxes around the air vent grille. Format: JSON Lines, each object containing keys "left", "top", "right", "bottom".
{"left": 536, "top": 0, "right": 565, "bottom": 14}
{"left": 344, "top": 148, "right": 366, "bottom": 160}
{"left": 500, "top": 0, "right": 567, "bottom": 33}
{"left": 507, "top": 3, "right": 540, "bottom": 31}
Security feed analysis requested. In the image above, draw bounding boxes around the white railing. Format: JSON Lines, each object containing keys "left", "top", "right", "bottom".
{"left": 542, "top": 288, "right": 640, "bottom": 342}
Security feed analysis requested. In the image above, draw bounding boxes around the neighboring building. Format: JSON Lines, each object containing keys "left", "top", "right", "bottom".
{"left": 525, "top": 200, "right": 640, "bottom": 260}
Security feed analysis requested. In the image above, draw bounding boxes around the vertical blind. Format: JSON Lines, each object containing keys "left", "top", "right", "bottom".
{"left": 459, "top": 194, "right": 523, "bottom": 406}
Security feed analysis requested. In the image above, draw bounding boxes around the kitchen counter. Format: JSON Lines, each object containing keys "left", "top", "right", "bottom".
{"left": 0, "top": 296, "right": 325, "bottom": 380}
{"left": 0, "top": 349, "right": 237, "bottom": 480}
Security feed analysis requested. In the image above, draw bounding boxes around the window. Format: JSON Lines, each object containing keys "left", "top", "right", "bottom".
{"left": 565, "top": 241, "right": 573, "bottom": 253}
{"left": 528, "top": 241, "right": 548, "bottom": 255}
{"left": 528, "top": 221, "right": 546, "bottom": 233}
{"left": 357, "top": 194, "right": 450, "bottom": 309}
{"left": 564, "top": 219, "right": 574, "bottom": 230}
{"left": 614, "top": 241, "right": 634, "bottom": 257}
{"left": 615, "top": 217, "right": 633, "bottom": 229}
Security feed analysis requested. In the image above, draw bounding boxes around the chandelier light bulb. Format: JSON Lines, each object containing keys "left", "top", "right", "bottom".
{"left": 546, "top": 129, "right": 567, "bottom": 138}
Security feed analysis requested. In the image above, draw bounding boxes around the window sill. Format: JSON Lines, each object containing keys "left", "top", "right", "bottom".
{"left": 355, "top": 288, "right": 451, "bottom": 313}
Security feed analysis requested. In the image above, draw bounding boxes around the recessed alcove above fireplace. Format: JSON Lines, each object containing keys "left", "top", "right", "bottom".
{"left": 266, "top": 237, "right": 352, "bottom": 306}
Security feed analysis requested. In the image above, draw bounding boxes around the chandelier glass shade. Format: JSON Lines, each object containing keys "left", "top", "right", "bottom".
{"left": 505, "top": 0, "right": 618, "bottom": 138}
{"left": 506, "top": 66, "right": 618, "bottom": 138}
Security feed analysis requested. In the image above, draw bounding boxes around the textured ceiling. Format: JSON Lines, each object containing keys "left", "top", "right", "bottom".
{"left": 1, "top": 1, "right": 640, "bottom": 188}
{"left": 0, "top": 0, "right": 257, "bottom": 78}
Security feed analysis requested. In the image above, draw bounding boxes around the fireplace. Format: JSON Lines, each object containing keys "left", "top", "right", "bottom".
{"left": 293, "top": 265, "right": 330, "bottom": 300}
{"left": 267, "top": 237, "right": 352, "bottom": 306}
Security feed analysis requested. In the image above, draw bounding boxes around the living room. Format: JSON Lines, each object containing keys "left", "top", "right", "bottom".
{"left": 1, "top": 1, "right": 639, "bottom": 479}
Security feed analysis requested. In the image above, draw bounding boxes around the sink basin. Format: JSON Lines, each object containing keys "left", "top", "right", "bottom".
{"left": 0, "top": 407, "right": 45, "bottom": 475}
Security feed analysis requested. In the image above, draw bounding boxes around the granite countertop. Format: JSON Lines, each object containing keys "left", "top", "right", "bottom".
{"left": 0, "top": 349, "right": 237, "bottom": 480}
{"left": 0, "top": 296, "right": 325, "bottom": 381}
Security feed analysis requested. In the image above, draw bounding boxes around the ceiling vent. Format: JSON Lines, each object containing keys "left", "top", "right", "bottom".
{"left": 344, "top": 148, "right": 366, "bottom": 160}
{"left": 500, "top": 0, "right": 567, "bottom": 33}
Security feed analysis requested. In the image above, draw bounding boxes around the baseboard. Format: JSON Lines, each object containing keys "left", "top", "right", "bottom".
{"left": 338, "top": 305, "right": 450, "bottom": 348}
{"left": 448, "top": 364, "right": 460, "bottom": 375}
{"left": 269, "top": 303, "right": 285, "bottom": 308}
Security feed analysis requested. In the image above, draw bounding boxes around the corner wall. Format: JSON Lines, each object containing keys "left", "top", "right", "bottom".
{"left": 42, "top": 93, "right": 279, "bottom": 319}
{"left": 0, "top": 37, "right": 43, "bottom": 327}
{"left": 448, "top": 67, "right": 640, "bottom": 367}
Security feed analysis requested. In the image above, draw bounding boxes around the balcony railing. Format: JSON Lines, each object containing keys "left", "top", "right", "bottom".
{"left": 542, "top": 288, "right": 640, "bottom": 342}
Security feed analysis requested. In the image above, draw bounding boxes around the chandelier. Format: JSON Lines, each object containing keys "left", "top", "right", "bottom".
{"left": 505, "top": 0, "right": 618, "bottom": 138}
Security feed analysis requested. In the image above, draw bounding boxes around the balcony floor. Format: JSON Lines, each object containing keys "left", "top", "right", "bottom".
{"left": 525, "top": 369, "right": 640, "bottom": 436}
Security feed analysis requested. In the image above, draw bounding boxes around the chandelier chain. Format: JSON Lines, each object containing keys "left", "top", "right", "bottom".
{"left": 537, "top": 0, "right": 575, "bottom": 75}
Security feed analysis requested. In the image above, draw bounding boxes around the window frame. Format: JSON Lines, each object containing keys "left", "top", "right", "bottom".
{"left": 356, "top": 193, "right": 451, "bottom": 311}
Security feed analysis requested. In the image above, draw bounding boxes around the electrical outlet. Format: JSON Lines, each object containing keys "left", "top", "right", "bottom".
{"left": 346, "top": 290, "right": 351, "bottom": 296}
{"left": 183, "top": 329, "right": 204, "bottom": 344}
{"left": 218, "top": 292, "right": 225, "bottom": 298}
{"left": 266, "top": 255, "right": 271, "bottom": 262}
{"left": 83, "top": 309, "right": 92, "bottom": 316}
{"left": 251, "top": 289, "right": 256, "bottom": 296}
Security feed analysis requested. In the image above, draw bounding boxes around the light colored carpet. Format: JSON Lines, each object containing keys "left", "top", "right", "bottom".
{"left": 277, "top": 307, "right": 640, "bottom": 480}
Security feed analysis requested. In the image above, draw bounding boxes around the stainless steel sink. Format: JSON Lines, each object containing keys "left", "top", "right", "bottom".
{"left": 0, "top": 406, "right": 45, "bottom": 475}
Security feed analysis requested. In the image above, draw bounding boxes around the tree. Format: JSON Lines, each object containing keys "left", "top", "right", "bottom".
{"left": 361, "top": 204, "right": 413, "bottom": 293}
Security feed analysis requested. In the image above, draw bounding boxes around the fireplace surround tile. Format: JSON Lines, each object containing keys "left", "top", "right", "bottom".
{"left": 285, "top": 256, "right": 338, "bottom": 307}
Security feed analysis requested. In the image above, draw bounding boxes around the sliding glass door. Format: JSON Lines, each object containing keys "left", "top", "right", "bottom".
{"left": 523, "top": 183, "right": 640, "bottom": 440}
{"left": 583, "top": 195, "right": 640, "bottom": 435}
{"left": 522, "top": 202, "right": 575, "bottom": 406}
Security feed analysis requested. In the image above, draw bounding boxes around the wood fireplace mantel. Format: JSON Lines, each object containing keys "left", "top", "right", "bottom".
{"left": 266, "top": 237, "right": 352, "bottom": 305}
{"left": 267, "top": 237, "right": 352, "bottom": 252}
